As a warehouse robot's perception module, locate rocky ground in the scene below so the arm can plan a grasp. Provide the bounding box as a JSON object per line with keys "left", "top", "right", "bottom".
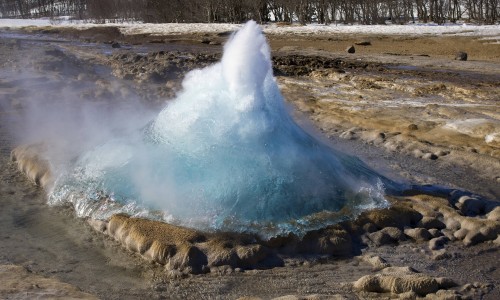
{"left": 0, "top": 26, "right": 499, "bottom": 299}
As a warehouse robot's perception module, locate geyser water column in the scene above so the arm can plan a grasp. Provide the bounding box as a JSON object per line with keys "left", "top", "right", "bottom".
{"left": 50, "top": 21, "right": 393, "bottom": 237}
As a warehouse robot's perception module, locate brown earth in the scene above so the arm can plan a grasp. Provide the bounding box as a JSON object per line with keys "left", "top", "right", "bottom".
{"left": 0, "top": 26, "right": 499, "bottom": 299}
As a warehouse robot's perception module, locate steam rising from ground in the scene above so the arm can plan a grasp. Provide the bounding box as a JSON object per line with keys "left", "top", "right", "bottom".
{"left": 48, "top": 21, "right": 392, "bottom": 236}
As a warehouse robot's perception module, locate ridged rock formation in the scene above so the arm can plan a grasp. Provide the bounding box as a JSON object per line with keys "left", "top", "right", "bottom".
{"left": 10, "top": 144, "right": 53, "bottom": 189}
{"left": 10, "top": 144, "right": 500, "bottom": 275}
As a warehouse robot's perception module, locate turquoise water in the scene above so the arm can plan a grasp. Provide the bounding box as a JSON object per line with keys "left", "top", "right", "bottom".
{"left": 50, "top": 21, "right": 394, "bottom": 237}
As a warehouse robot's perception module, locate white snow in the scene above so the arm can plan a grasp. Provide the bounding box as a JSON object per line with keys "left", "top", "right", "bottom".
{"left": 443, "top": 118, "right": 500, "bottom": 139}
{"left": 1, "top": 19, "right": 499, "bottom": 37}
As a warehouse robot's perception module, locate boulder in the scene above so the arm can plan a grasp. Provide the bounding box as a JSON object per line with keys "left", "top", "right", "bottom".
{"left": 346, "top": 45, "right": 355, "bottom": 54}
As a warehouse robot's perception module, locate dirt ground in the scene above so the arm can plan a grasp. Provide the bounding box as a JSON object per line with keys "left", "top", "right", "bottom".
{"left": 0, "top": 26, "right": 499, "bottom": 299}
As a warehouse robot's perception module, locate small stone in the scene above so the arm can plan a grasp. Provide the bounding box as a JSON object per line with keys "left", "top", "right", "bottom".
{"left": 355, "top": 41, "right": 371, "bottom": 46}
{"left": 346, "top": 45, "right": 355, "bottom": 54}
{"left": 87, "top": 219, "right": 107, "bottom": 233}
{"left": 429, "top": 236, "right": 449, "bottom": 250}
{"left": 422, "top": 153, "right": 438, "bottom": 160}
{"left": 363, "top": 222, "right": 378, "bottom": 233}
{"left": 434, "top": 289, "right": 461, "bottom": 299}
{"left": 455, "top": 51, "right": 468, "bottom": 61}
{"left": 432, "top": 249, "right": 452, "bottom": 260}
{"left": 441, "top": 229, "right": 457, "bottom": 241}
{"left": 339, "top": 130, "right": 356, "bottom": 140}
{"left": 444, "top": 218, "right": 461, "bottom": 231}
{"left": 111, "top": 42, "right": 121, "bottom": 48}
{"left": 428, "top": 229, "right": 444, "bottom": 238}
{"left": 412, "top": 149, "right": 424, "bottom": 158}
{"left": 435, "top": 277, "right": 458, "bottom": 289}
{"left": 434, "top": 150, "right": 449, "bottom": 157}
{"left": 460, "top": 283, "right": 473, "bottom": 292}
{"left": 487, "top": 206, "right": 500, "bottom": 221}
{"left": 454, "top": 228, "right": 468, "bottom": 240}
{"left": 407, "top": 124, "right": 418, "bottom": 131}
{"left": 457, "top": 196, "right": 485, "bottom": 216}
{"left": 361, "top": 255, "right": 390, "bottom": 270}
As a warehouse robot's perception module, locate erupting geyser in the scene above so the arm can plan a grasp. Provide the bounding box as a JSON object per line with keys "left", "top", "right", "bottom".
{"left": 50, "top": 21, "right": 395, "bottom": 237}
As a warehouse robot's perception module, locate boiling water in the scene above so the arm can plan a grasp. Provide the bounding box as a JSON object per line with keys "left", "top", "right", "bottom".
{"left": 50, "top": 21, "right": 394, "bottom": 237}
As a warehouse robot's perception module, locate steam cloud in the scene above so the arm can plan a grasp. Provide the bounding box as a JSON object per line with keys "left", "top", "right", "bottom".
{"left": 44, "top": 21, "right": 393, "bottom": 236}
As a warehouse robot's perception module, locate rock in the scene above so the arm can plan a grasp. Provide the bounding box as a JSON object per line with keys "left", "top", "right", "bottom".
{"left": 434, "top": 150, "right": 449, "bottom": 157}
{"left": 441, "top": 229, "right": 456, "bottom": 242}
{"left": 432, "top": 249, "right": 452, "bottom": 260}
{"left": 456, "top": 196, "right": 485, "bottom": 216}
{"left": 356, "top": 203, "right": 422, "bottom": 230}
{"left": 235, "top": 244, "right": 269, "bottom": 267}
{"left": 369, "top": 227, "right": 406, "bottom": 246}
{"left": 10, "top": 144, "right": 53, "bottom": 189}
{"left": 87, "top": 219, "right": 107, "bottom": 233}
{"left": 407, "top": 124, "right": 418, "bottom": 131}
{"left": 398, "top": 291, "right": 417, "bottom": 299}
{"left": 210, "top": 265, "right": 234, "bottom": 275}
{"left": 429, "top": 236, "right": 449, "bottom": 250}
{"left": 111, "top": 42, "right": 121, "bottom": 48}
{"left": 299, "top": 227, "right": 353, "bottom": 256}
{"left": 453, "top": 228, "right": 468, "bottom": 240}
{"left": 404, "top": 228, "right": 432, "bottom": 242}
{"left": 361, "top": 255, "right": 391, "bottom": 270}
{"left": 360, "top": 131, "right": 386, "bottom": 144}
{"left": 202, "top": 240, "right": 239, "bottom": 267}
{"left": 418, "top": 217, "right": 446, "bottom": 230}
{"left": 165, "top": 244, "right": 208, "bottom": 274}
{"left": 428, "top": 229, "right": 444, "bottom": 238}
{"left": 363, "top": 223, "right": 378, "bottom": 233}
{"left": 355, "top": 41, "right": 371, "bottom": 46}
{"left": 432, "top": 289, "right": 462, "bottom": 299}
{"left": 346, "top": 45, "right": 355, "bottom": 54}
{"left": 435, "top": 277, "right": 458, "bottom": 289}
{"left": 107, "top": 214, "right": 206, "bottom": 270}
{"left": 487, "top": 206, "right": 500, "bottom": 221}
{"left": 412, "top": 149, "right": 424, "bottom": 158}
{"left": 381, "top": 266, "right": 416, "bottom": 275}
{"left": 339, "top": 130, "right": 356, "bottom": 140}
{"left": 444, "top": 218, "right": 461, "bottom": 231}
{"left": 422, "top": 153, "right": 438, "bottom": 160}
{"left": 463, "top": 226, "right": 498, "bottom": 246}
{"left": 353, "top": 274, "right": 439, "bottom": 296}
{"left": 455, "top": 51, "right": 467, "bottom": 61}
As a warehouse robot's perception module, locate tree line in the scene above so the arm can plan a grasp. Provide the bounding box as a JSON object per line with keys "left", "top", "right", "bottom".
{"left": 1, "top": 0, "right": 499, "bottom": 25}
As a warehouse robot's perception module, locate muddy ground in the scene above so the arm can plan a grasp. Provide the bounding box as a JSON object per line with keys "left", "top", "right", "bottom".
{"left": 0, "top": 26, "right": 499, "bottom": 299}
